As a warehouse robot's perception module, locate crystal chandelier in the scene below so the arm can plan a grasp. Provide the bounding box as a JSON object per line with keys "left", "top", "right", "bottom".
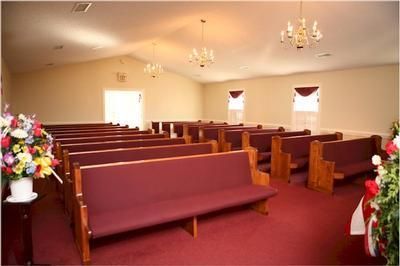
{"left": 144, "top": 43, "right": 163, "bottom": 78}
{"left": 280, "top": 1, "right": 323, "bottom": 49}
{"left": 189, "top": 19, "right": 215, "bottom": 67}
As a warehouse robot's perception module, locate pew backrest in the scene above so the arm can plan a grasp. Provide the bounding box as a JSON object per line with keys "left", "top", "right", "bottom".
{"left": 243, "top": 129, "right": 311, "bottom": 152}
{"left": 56, "top": 133, "right": 167, "bottom": 145}
{"left": 53, "top": 129, "right": 150, "bottom": 139}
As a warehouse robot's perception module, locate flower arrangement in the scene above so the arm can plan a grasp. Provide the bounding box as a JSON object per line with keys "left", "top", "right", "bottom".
{"left": 368, "top": 121, "right": 399, "bottom": 265}
{"left": 1, "top": 106, "right": 59, "bottom": 182}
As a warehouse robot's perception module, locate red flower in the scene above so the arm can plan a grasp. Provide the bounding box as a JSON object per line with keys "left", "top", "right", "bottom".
{"left": 1, "top": 166, "right": 13, "bottom": 175}
{"left": 28, "top": 146, "right": 37, "bottom": 154}
{"left": 33, "top": 120, "right": 42, "bottom": 129}
{"left": 1, "top": 136, "right": 11, "bottom": 148}
{"left": 365, "top": 180, "right": 379, "bottom": 197}
{"left": 385, "top": 140, "right": 397, "bottom": 156}
{"left": 33, "top": 128, "right": 42, "bottom": 137}
{"left": 51, "top": 159, "right": 59, "bottom": 167}
{"left": 10, "top": 118, "right": 18, "bottom": 128}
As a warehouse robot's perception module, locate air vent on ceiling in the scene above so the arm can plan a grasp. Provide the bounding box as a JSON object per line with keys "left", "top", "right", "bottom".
{"left": 72, "top": 2, "right": 92, "bottom": 13}
{"left": 315, "top": 52, "right": 332, "bottom": 58}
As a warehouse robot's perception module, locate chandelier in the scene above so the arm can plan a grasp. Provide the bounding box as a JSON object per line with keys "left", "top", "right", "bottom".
{"left": 280, "top": 1, "right": 323, "bottom": 49}
{"left": 144, "top": 43, "right": 164, "bottom": 78}
{"left": 189, "top": 19, "right": 215, "bottom": 67}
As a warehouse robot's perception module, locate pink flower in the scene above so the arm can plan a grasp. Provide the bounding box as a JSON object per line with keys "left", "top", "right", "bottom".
{"left": 33, "top": 120, "right": 42, "bottom": 129}
{"left": 3, "top": 152, "right": 15, "bottom": 166}
{"left": 385, "top": 140, "right": 397, "bottom": 156}
{"left": 51, "top": 159, "right": 59, "bottom": 167}
{"left": 28, "top": 146, "right": 37, "bottom": 154}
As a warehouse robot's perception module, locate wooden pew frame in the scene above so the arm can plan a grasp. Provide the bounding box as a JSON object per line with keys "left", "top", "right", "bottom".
{"left": 218, "top": 125, "right": 269, "bottom": 152}
{"left": 270, "top": 132, "right": 343, "bottom": 182}
{"left": 308, "top": 135, "right": 382, "bottom": 194}
{"left": 72, "top": 149, "right": 270, "bottom": 264}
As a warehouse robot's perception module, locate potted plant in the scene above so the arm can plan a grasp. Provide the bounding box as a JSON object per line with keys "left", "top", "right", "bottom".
{"left": 1, "top": 106, "right": 59, "bottom": 201}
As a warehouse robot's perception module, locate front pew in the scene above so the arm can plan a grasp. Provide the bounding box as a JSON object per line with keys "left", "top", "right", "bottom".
{"left": 308, "top": 136, "right": 382, "bottom": 194}
{"left": 72, "top": 149, "right": 278, "bottom": 264}
{"left": 270, "top": 132, "right": 343, "bottom": 182}
{"left": 62, "top": 141, "right": 218, "bottom": 222}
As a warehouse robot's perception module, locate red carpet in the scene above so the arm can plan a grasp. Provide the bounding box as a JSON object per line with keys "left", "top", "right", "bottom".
{"left": 7, "top": 173, "right": 385, "bottom": 265}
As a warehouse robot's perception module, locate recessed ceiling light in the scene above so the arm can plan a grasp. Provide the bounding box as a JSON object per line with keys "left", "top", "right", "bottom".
{"left": 72, "top": 2, "right": 92, "bottom": 13}
{"left": 92, "top": 46, "right": 103, "bottom": 50}
{"left": 315, "top": 52, "right": 332, "bottom": 58}
{"left": 53, "top": 45, "right": 64, "bottom": 50}
{"left": 239, "top": 65, "right": 249, "bottom": 70}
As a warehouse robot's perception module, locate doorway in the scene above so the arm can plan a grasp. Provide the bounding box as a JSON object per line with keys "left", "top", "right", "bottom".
{"left": 104, "top": 89, "right": 143, "bottom": 129}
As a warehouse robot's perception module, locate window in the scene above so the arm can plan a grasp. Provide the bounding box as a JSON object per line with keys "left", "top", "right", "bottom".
{"left": 104, "top": 90, "right": 143, "bottom": 129}
{"left": 228, "top": 90, "right": 244, "bottom": 124}
{"left": 292, "top": 86, "right": 320, "bottom": 133}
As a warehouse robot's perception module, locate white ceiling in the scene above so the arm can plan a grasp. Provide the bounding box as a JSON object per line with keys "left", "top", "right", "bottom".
{"left": 2, "top": 1, "right": 399, "bottom": 83}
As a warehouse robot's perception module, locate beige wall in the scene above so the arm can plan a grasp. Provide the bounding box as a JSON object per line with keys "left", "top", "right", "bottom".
{"left": 1, "top": 58, "right": 12, "bottom": 111}
{"left": 203, "top": 64, "right": 399, "bottom": 138}
{"left": 11, "top": 56, "right": 203, "bottom": 128}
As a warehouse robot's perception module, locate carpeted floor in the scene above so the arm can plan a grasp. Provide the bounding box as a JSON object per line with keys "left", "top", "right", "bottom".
{"left": 7, "top": 172, "right": 386, "bottom": 265}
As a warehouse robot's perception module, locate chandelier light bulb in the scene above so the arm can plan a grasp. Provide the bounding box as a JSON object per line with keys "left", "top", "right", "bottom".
{"left": 189, "top": 19, "right": 215, "bottom": 68}
{"left": 280, "top": 1, "right": 323, "bottom": 50}
{"left": 144, "top": 43, "right": 164, "bottom": 78}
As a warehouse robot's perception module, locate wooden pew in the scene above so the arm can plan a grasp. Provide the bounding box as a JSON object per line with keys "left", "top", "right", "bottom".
{"left": 198, "top": 124, "right": 244, "bottom": 142}
{"left": 43, "top": 122, "right": 115, "bottom": 129}
{"left": 46, "top": 126, "right": 130, "bottom": 134}
{"left": 177, "top": 121, "right": 226, "bottom": 138}
{"left": 184, "top": 123, "right": 242, "bottom": 143}
{"left": 242, "top": 129, "right": 311, "bottom": 172}
{"left": 55, "top": 133, "right": 168, "bottom": 145}
{"left": 308, "top": 136, "right": 382, "bottom": 194}
{"left": 72, "top": 149, "right": 278, "bottom": 264}
{"left": 270, "top": 132, "right": 343, "bottom": 182}
{"left": 52, "top": 129, "right": 151, "bottom": 139}
{"left": 62, "top": 141, "right": 218, "bottom": 223}
{"left": 161, "top": 120, "right": 202, "bottom": 136}
{"left": 151, "top": 121, "right": 160, "bottom": 133}
{"left": 219, "top": 126, "right": 284, "bottom": 152}
{"left": 54, "top": 137, "right": 188, "bottom": 162}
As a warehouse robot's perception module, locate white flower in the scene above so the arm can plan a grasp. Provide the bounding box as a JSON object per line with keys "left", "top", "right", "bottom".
{"left": 10, "top": 128, "right": 28, "bottom": 139}
{"left": 0, "top": 116, "right": 10, "bottom": 128}
{"left": 371, "top": 155, "right": 381, "bottom": 166}
{"left": 377, "top": 165, "right": 387, "bottom": 177}
{"left": 375, "top": 175, "right": 382, "bottom": 186}
{"left": 18, "top": 114, "right": 26, "bottom": 121}
{"left": 370, "top": 201, "right": 380, "bottom": 211}
{"left": 393, "top": 135, "right": 400, "bottom": 149}
{"left": 17, "top": 152, "right": 32, "bottom": 163}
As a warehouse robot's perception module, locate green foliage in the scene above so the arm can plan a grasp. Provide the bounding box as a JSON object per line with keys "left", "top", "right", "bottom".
{"left": 372, "top": 122, "right": 399, "bottom": 265}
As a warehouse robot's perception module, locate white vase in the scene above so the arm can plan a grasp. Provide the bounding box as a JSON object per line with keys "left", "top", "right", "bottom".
{"left": 9, "top": 177, "right": 33, "bottom": 201}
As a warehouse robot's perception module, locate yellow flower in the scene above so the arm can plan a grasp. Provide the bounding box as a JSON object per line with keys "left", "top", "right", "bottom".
{"left": 33, "top": 157, "right": 52, "bottom": 178}
{"left": 18, "top": 140, "right": 25, "bottom": 145}
{"left": 34, "top": 146, "right": 43, "bottom": 155}
{"left": 14, "top": 161, "right": 25, "bottom": 174}
{"left": 12, "top": 144, "right": 21, "bottom": 153}
{"left": 22, "top": 146, "right": 29, "bottom": 153}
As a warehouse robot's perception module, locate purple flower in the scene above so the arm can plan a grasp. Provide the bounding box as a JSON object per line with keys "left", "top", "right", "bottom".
{"left": 25, "top": 135, "right": 34, "bottom": 144}
{"left": 3, "top": 152, "right": 15, "bottom": 166}
{"left": 26, "top": 162, "right": 36, "bottom": 175}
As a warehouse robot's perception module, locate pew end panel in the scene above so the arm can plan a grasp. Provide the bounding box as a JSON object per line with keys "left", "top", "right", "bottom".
{"left": 183, "top": 135, "right": 192, "bottom": 144}
{"left": 242, "top": 132, "right": 250, "bottom": 150}
{"left": 270, "top": 136, "right": 286, "bottom": 180}
{"left": 208, "top": 140, "right": 219, "bottom": 153}
{"left": 314, "top": 159, "right": 336, "bottom": 194}
{"left": 72, "top": 163, "right": 91, "bottom": 264}
{"left": 308, "top": 140, "right": 322, "bottom": 189}
{"left": 163, "top": 131, "right": 170, "bottom": 138}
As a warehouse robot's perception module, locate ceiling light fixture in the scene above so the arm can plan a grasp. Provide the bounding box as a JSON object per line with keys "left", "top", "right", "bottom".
{"left": 144, "top": 43, "right": 164, "bottom": 78}
{"left": 280, "top": 1, "right": 323, "bottom": 50}
{"left": 189, "top": 19, "right": 215, "bottom": 68}
{"left": 72, "top": 2, "right": 92, "bottom": 13}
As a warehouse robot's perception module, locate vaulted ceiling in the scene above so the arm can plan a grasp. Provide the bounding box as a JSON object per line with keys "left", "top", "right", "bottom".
{"left": 2, "top": 1, "right": 399, "bottom": 83}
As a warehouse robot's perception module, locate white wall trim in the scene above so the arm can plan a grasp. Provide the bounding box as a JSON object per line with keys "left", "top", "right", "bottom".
{"left": 320, "top": 128, "right": 390, "bottom": 139}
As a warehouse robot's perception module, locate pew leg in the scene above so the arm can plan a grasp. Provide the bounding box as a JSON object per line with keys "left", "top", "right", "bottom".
{"left": 251, "top": 199, "right": 269, "bottom": 215}
{"left": 182, "top": 216, "right": 198, "bottom": 238}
